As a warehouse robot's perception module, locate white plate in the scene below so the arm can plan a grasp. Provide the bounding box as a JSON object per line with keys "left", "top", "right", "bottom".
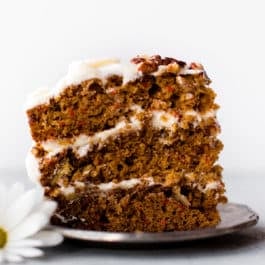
{"left": 52, "top": 203, "right": 258, "bottom": 245}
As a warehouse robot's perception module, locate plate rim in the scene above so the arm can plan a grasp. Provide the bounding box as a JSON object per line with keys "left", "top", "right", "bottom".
{"left": 51, "top": 202, "right": 259, "bottom": 243}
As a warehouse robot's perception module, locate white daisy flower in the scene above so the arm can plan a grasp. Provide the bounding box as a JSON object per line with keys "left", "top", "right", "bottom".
{"left": 0, "top": 182, "right": 63, "bottom": 263}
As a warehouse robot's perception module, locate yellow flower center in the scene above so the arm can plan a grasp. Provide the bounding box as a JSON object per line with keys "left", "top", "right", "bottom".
{"left": 0, "top": 227, "right": 7, "bottom": 248}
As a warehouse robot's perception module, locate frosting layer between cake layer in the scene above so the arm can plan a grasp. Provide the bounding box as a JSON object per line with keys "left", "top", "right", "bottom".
{"left": 35, "top": 108, "right": 216, "bottom": 159}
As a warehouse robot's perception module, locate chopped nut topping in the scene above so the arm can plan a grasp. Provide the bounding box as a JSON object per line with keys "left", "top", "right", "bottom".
{"left": 131, "top": 55, "right": 186, "bottom": 74}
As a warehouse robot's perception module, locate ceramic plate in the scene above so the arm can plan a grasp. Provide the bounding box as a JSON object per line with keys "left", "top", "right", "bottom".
{"left": 52, "top": 203, "right": 258, "bottom": 244}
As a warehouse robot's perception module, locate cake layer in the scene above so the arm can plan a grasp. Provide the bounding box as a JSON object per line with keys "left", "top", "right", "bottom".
{"left": 27, "top": 57, "right": 217, "bottom": 142}
{"left": 50, "top": 183, "right": 224, "bottom": 232}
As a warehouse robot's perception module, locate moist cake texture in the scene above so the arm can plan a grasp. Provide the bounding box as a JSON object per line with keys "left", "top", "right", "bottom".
{"left": 26, "top": 55, "right": 227, "bottom": 232}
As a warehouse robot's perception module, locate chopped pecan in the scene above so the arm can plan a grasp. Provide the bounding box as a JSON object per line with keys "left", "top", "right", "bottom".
{"left": 189, "top": 62, "right": 204, "bottom": 70}
{"left": 162, "top": 57, "right": 186, "bottom": 67}
{"left": 137, "top": 61, "right": 158, "bottom": 74}
{"left": 131, "top": 55, "right": 186, "bottom": 74}
{"left": 131, "top": 57, "right": 146, "bottom": 64}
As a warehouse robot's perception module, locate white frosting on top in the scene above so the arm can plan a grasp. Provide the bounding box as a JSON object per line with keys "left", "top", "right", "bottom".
{"left": 25, "top": 87, "right": 51, "bottom": 110}
{"left": 25, "top": 57, "right": 206, "bottom": 110}
{"left": 26, "top": 58, "right": 141, "bottom": 109}
{"left": 55, "top": 59, "right": 140, "bottom": 89}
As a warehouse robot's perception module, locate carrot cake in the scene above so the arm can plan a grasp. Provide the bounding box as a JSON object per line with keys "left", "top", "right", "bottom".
{"left": 25, "top": 55, "right": 227, "bottom": 232}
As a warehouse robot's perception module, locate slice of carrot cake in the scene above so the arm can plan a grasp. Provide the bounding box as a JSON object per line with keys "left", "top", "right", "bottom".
{"left": 25, "top": 55, "right": 227, "bottom": 232}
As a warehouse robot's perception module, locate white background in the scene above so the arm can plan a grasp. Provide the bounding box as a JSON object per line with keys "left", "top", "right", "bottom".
{"left": 0, "top": 0, "right": 264, "bottom": 176}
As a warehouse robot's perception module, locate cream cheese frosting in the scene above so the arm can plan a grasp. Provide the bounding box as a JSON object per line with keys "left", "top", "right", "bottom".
{"left": 56, "top": 177, "right": 155, "bottom": 196}
{"left": 39, "top": 108, "right": 216, "bottom": 159}
{"left": 25, "top": 58, "right": 141, "bottom": 109}
{"left": 25, "top": 57, "right": 206, "bottom": 110}
{"left": 41, "top": 105, "right": 144, "bottom": 158}
{"left": 97, "top": 177, "right": 154, "bottom": 191}
{"left": 25, "top": 149, "right": 41, "bottom": 183}
{"left": 152, "top": 110, "right": 179, "bottom": 130}
{"left": 152, "top": 109, "right": 216, "bottom": 130}
{"left": 58, "top": 176, "right": 220, "bottom": 196}
{"left": 42, "top": 117, "right": 142, "bottom": 158}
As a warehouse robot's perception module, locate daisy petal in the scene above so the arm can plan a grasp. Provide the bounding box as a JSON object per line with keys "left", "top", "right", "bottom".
{"left": 38, "top": 200, "right": 57, "bottom": 217}
{"left": 31, "top": 186, "right": 45, "bottom": 211}
{"left": 8, "top": 247, "right": 43, "bottom": 258}
{"left": 9, "top": 213, "right": 49, "bottom": 241}
{"left": 7, "top": 239, "right": 43, "bottom": 248}
{"left": 5, "top": 189, "right": 42, "bottom": 230}
{"left": 7, "top": 183, "right": 25, "bottom": 206}
{"left": 0, "top": 184, "right": 7, "bottom": 223}
{"left": 5, "top": 252, "right": 23, "bottom": 263}
{"left": 32, "top": 230, "right": 64, "bottom": 247}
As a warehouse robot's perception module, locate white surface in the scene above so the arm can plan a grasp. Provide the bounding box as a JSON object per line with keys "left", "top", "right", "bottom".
{"left": 1, "top": 169, "right": 264, "bottom": 265}
{"left": 0, "top": 0, "right": 264, "bottom": 172}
